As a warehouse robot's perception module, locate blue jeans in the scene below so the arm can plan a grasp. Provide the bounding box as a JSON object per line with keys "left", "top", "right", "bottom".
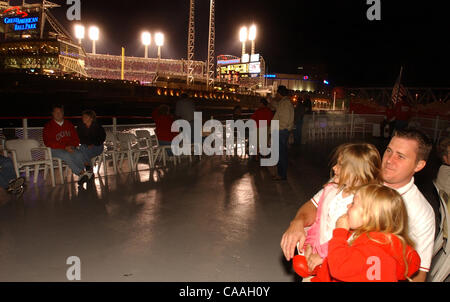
{"left": 277, "top": 129, "right": 290, "bottom": 179}
{"left": 51, "top": 148, "right": 85, "bottom": 176}
{"left": 0, "top": 156, "right": 17, "bottom": 189}
{"left": 79, "top": 144, "right": 104, "bottom": 164}
{"left": 159, "top": 140, "right": 174, "bottom": 156}
{"left": 294, "top": 118, "right": 304, "bottom": 145}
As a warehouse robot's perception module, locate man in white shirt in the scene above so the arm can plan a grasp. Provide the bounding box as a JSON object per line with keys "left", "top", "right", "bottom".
{"left": 281, "top": 128, "right": 435, "bottom": 282}
{"left": 272, "top": 85, "right": 294, "bottom": 181}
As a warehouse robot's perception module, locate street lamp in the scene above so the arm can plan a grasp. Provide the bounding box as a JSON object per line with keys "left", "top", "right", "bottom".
{"left": 74, "top": 24, "right": 85, "bottom": 45}
{"left": 248, "top": 24, "right": 256, "bottom": 55}
{"left": 239, "top": 26, "right": 247, "bottom": 57}
{"left": 89, "top": 26, "right": 99, "bottom": 55}
{"left": 155, "top": 32, "right": 164, "bottom": 74}
{"left": 141, "top": 31, "right": 151, "bottom": 58}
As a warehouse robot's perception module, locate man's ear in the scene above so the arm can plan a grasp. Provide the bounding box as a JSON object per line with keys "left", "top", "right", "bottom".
{"left": 414, "top": 160, "right": 426, "bottom": 173}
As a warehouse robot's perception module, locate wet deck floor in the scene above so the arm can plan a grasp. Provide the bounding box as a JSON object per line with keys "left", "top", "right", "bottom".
{"left": 0, "top": 136, "right": 439, "bottom": 281}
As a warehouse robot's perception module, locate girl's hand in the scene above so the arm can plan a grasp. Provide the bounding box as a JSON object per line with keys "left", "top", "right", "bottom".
{"left": 336, "top": 214, "right": 350, "bottom": 230}
{"left": 307, "top": 253, "right": 323, "bottom": 272}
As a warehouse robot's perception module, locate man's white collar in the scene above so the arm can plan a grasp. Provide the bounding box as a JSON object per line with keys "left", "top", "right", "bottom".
{"left": 389, "top": 177, "right": 415, "bottom": 196}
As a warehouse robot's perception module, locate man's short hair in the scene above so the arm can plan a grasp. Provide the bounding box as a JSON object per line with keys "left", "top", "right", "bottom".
{"left": 277, "top": 85, "right": 289, "bottom": 96}
{"left": 82, "top": 109, "right": 97, "bottom": 121}
{"left": 52, "top": 104, "right": 64, "bottom": 111}
{"left": 438, "top": 137, "right": 450, "bottom": 161}
{"left": 393, "top": 128, "right": 432, "bottom": 162}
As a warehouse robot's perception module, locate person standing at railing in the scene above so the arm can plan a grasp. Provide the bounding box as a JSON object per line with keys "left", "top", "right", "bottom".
{"left": 152, "top": 105, "right": 178, "bottom": 155}
{"left": 175, "top": 93, "right": 195, "bottom": 143}
{"left": 77, "top": 110, "right": 106, "bottom": 178}
{"left": 272, "top": 85, "right": 294, "bottom": 181}
{"left": 43, "top": 104, "right": 89, "bottom": 186}
{"left": 251, "top": 98, "right": 274, "bottom": 160}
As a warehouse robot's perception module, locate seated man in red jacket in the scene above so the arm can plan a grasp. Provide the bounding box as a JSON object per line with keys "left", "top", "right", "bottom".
{"left": 152, "top": 105, "right": 178, "bottom": 155}
{"left": 43, "top": 104, "right": 89, "bottom": 185}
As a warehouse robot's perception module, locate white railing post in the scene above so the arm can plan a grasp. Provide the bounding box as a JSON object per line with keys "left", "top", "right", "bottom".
{"left": 433, "top": 115, "right": 439, "bottom": 142}
{"left": 22, "top": 118, "right": 28, "bottom": 139}
{"left": 113, "top": 117, "right": 117, "bottom": 136}
{"left": 350, "top": 111, "right": 354, "bottom": 138}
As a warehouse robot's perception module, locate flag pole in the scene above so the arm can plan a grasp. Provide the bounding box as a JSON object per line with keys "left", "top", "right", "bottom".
{"left": 394, "top": 66, "right": 403, "bottom": 104}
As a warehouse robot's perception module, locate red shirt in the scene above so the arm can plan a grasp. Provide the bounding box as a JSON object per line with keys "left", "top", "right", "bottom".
{"left": 43, "top": 119, "right": 80, "bottom": 150}
{"left": 250, "top": 107, "right": 274, "bottom": 128}
{"left": 312, "top": 228, "right": 420, "bottom": 282}
{"left": 152, "top": 109, "right": 178, "bottom": 142}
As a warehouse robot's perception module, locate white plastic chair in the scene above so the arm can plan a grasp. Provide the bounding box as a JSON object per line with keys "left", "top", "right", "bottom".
{"left": 116, "top": 132, "right": 140, "bottom": 172}
{"left": 5, "top": 139, "right": 56, "bottom": 187}
{"left": 352, "top": 117, "right": 366, "bottom": 138}
{"left": 146, "top": 132, "right": 180, "bottom": 167}
{"left": 429, "top": 182, "right": 450, "bottom": 282}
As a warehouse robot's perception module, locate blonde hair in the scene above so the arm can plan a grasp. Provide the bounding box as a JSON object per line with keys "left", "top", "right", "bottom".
{"left": 350, "top": 184, "right": 415, "bottom": 280}
{"left": 330, "top": 143, "right": 382, "bottom": 194}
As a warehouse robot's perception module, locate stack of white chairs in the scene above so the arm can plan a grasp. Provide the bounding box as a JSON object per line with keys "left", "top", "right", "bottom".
{"left": 5, "top": 139, "right": 56, "bottom": 187}
{"left": 429, "top": 182, "right": 450, "bottom": 282}
{"left": 135, "top": 130, "right": 180, "bottom": 168}
{"left": 115, "top": 132, "right": 143, "bottom": 172}
{"left": 352, "top": 117, "right": 366, "bottom": 138}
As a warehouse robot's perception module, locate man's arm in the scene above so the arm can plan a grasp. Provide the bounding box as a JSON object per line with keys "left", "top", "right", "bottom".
{"left": 411, "top": 271, "right": 427, "bottom": 282}
{"left": 280, "top": 200, "right": 317, "bottom": 261}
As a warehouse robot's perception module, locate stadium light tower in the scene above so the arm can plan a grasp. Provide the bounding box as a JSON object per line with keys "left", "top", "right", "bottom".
{"left": 74, "top": 24, "right": 85, "bottom": 45}
{"left": 141, "top": 31, "right": 151, "bottom": 58}
{"left": 249, "top": 24, "right": 256, "bottom": 55}
{"left": 155, "top": 32, "right": 164, "bottom": 74}
{"left": 239, "top": 26, "right": 247, "bottom": 57}
{"left": 89, "top": 26, "right": 99, "bottom": 55}
{"left": 155, "top": 32, "right": 164, "bottom": 58}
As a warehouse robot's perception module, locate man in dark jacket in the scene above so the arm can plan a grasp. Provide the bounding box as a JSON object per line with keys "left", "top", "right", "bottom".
{"left": 77, "top": 110, "right": 106, "bottom": 178}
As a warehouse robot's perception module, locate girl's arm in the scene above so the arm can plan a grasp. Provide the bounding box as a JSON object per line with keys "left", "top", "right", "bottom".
{"left": 327, "top": 228, "right": 368, "bottom": 281}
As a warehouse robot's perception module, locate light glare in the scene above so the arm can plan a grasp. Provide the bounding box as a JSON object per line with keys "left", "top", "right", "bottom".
{"left": 89, "top": 26, "right": 99, "bottom": 41}
{"left": 141, "top": 32, "right": 151, "bottom": 46}
{"left": 155, "top": 32, "right": 164, "bottom": 46}
{"left": 74, "top": 24, "right": 85, "bottom": 40}
{"left": 249, "top": 25, "right": 256, "bottom": 41}
{"left": 239, "top": 27, "right": 248, "bottom": 42}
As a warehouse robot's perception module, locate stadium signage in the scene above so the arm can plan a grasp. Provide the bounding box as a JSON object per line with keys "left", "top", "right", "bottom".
{"left": 3, "top": 16, "right": 39, "bottom": 31}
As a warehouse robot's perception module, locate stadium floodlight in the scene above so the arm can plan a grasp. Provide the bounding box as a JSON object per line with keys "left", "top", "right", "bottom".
{"left": 239, "top": 26, "right": 248, "bottom": 43}
{"left": 89, "top": 26, "right": 100, "bottom": 54}
{"left": 155, "top": 32, "right": 164, "bottom": 74}
{"left": 74, "top": 24, "right": 85, "bottom": 44}
{"left": 155, "top": 32, "right": 164, "bottom": 48}
{"left": 248, "top": 25, "right": 256, "bottom": 41}
{"left": 141, "top": 31, "right": 151, "bottom": 58}
{"left": 249, "top": 25, "right": 257, "bottom": 55}
{"left": 239, "top": 26, "right": 247, "bottom": 57}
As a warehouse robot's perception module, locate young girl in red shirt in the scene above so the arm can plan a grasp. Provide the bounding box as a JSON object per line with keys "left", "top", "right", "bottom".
{"left": 312, "top": 184, "right": 421, "bottom": 282}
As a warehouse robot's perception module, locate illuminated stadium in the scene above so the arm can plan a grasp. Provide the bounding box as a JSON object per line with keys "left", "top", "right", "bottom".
{"left": 0, "top": 1, "right": 207, "bottom": 87}
{"left": 0, "top": 0, "right": 87, "bottom": 76}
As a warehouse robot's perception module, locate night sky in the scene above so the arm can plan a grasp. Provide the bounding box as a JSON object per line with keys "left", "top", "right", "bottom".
{"left": 45, "top": 0, "right": 449, "bottom": 87}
